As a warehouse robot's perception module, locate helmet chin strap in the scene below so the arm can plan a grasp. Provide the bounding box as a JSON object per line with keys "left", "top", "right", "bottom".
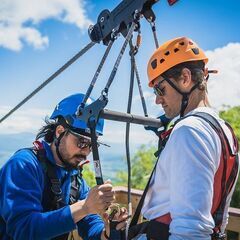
{"left": 163, "top": 77, "right": 200, "bottom": 117}
{"left": 54, "top": 131, "right": 69, "bottom": 168}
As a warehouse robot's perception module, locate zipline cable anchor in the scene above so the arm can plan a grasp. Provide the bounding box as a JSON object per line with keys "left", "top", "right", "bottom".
{"left": 88, "top": 0, "right": 160, "bottom": 45}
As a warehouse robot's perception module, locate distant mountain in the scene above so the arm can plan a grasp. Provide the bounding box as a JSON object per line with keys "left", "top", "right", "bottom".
{"left": 0, "top": 132, "right": 35, "bottom": 166}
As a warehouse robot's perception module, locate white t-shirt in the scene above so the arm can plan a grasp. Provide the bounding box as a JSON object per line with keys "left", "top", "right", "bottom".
{"left": 142, "top": 107, "right": 238, "bottom": 240}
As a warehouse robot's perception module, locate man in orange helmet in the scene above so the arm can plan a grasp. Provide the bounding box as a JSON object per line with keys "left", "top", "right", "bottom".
{"left": 129, "top": 37, "right": 239, "bottom": 240}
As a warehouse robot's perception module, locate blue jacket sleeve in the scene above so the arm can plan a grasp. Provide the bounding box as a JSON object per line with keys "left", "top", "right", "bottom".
{"left": 76, "top": 178, "right": 104, "bottom": 240}
{"left": 0, "top": 150, "right": 76, "bottom": 240}
{"left": 77, "top": 214, "right": 104, "bottom": 240}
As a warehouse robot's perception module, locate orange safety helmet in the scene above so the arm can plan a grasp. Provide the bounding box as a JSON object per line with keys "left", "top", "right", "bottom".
{"left": 147, "top": 37, "right": 208, "bottom": 87}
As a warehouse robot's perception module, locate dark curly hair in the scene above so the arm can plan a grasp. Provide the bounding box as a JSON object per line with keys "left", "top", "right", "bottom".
{"left": 36, "top": 117, "right": 58, "bottom": 143}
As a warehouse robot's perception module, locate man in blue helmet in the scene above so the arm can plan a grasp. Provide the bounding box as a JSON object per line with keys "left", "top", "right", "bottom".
{"left": 0, "top": 93, "right": 127, "bottom": 240}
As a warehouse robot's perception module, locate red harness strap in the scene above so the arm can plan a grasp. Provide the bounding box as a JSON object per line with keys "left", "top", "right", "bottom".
{"left": 212, "top": 122, "right": 239, "bottom": 232}
{"left": 155, "top": 116, "right": 239, "bottom": 232}
{"left": 129, "top": 113, "right": 239, "bottom": 240}
{"left": 33, "top": 140, "right": 44, "bottom": 150}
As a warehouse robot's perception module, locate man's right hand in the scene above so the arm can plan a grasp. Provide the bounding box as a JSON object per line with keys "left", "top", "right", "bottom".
{"left": 84, "top": 180, "right": 114, "bottom": 214}
{"left": 70, "top": 180, "right": 115, "bottom": 223}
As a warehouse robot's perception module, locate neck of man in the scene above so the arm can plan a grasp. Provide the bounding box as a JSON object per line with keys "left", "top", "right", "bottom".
{"left": 183, "top": 89, "right": 210, "bottom": 116}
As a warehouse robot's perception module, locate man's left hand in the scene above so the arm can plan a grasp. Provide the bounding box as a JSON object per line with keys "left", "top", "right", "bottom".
{"left": 102, "top": 206, "right": 128, "bottom": 239}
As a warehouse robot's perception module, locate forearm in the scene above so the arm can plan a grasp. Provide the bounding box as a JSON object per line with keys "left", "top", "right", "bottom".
{"left": 70, "top": 200, "right": 89, "bottom": 223}
{"left": 6, "top": 206, "right": 75, "bottom": 239}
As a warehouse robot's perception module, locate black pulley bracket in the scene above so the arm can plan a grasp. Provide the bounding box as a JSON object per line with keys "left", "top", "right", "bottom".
{"left": 88, "top": 0, "right": 159, "bottom": 45}
{"left": 76, "top": 96, "right": 108, "bottom": 123}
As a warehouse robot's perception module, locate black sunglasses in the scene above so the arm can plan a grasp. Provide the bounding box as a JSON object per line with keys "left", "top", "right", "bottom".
{"left": 153, "top": 79, "right": 166, "bottom": 96}
{"left": 68, "top": 129, "right": 100, "bottom": 150}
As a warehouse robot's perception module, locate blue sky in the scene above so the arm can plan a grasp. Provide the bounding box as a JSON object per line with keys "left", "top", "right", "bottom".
{"left": 0, "top": 0, "right": 240, "bottom": 160}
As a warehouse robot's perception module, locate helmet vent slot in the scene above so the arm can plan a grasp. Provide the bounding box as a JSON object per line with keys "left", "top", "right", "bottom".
{"left": 179, "top": 41, "right": 185, "bottom": 46}
{"left": 160, "top": 58, "right": 165, "bottom": 64}
{"left": 164, "top": 51, "right": 170, "bottom": 56}
{"left": 191, "top": 48, "right": 199, "bottom": 55}
{"left": 151, "top": 59, "right": 157, "bottom": 69}
{"left": 174, "top": 48, "right": 179, "bottom": 53}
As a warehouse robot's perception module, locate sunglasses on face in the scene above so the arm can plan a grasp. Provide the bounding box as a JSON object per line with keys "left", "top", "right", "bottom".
{"left": 153, "top": 79, "right": 166, "bottom": 96}
{"left": 69, "top": 130, "right": 99, "bottom": 150}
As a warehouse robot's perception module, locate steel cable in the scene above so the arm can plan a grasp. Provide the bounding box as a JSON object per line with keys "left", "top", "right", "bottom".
{"left": 0, "top": 41, "right": 95, "bottom": 123}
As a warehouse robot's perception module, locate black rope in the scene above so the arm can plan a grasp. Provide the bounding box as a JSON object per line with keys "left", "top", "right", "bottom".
{"left": 102, "top": 21, "right": 137, "bottom": 96}
{"left": 89, "top": 119, "right": 104, "bottom": 185}
{"left": 80, "top": 40, "right": 115, "bottom": 109}
{"left": 127, "top": 30, "right": 148, "bottom": 118}
{"left": 0, "top": 41, "right": 95, "bottom": 124}
{"left": 150, "top": 21, "right": 159, "bottom": 48}
{"left": 125, "top": 38, "right": 136, "bottom": 239}
{"left": 133, "top": 56, "right": 148, "bottom": 117}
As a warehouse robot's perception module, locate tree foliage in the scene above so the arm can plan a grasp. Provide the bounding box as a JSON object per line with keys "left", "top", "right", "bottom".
{"left": 220, "top": 106, "right": 240, "bottom": 142}
{"left": 116, "top": 145, "right": 157, "bottom": 190}
{"left": 81, "top": 165, "right": 96, "bottom": 187}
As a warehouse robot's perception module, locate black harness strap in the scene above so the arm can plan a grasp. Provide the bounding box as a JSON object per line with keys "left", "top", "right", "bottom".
{"left": 35, "top": 147, "right": 65, "bottom": 209}
{"left": 31, "top": 141, "right": 82, "bottom": 240}
{"left": 69, "top": 173, "right": 81, "bottom": 205}
{"left": 88, "top": 119, "right": 104, "bottom": 185}
{"left": 129, "top": 159, "right": 157, "bottom": 228}
{"left": 33, "top": 141, "right": 82, "bottom": 207}
{"left": 128, "top": 128, "right": 173, "bottom": 240}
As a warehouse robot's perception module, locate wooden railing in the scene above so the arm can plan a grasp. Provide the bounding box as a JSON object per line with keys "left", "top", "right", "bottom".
{"left": 70, "top": 186, "right": 240, "bottom": 239}
{"left": 114, "top": 186, "right": 240, "bottom": 239}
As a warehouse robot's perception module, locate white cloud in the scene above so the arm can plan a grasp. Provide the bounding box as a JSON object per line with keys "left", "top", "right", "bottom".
{"left": 206, "top": 43, "right": 240, "bottom": 109}
{"left": 133, "top": 91, "right": 163, "bottom": 115}
{"left": 133, "top": 91, "right": 155, "bottom": 105}
{"left": 0, "top": 0, "right": 92, "bottom": 51}
{"left": 0, "top": 106, "right": 51, "bottom": 134}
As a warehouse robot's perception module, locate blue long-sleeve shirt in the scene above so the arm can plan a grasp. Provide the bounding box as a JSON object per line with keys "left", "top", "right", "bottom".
{"left": 0, "top": 141, "right": 104, "bottom": 240}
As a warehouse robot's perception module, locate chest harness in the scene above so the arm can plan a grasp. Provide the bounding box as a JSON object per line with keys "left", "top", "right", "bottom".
{"left": 32, "top": 141, "right": 82, "bottom": 240}
{"left": 128, "top": 112, "right": 239, "bottom": 240}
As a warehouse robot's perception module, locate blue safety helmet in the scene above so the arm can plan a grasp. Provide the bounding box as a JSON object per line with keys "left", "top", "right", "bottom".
{"left": 50, "top": 93, "right": 104, "bottom": 135}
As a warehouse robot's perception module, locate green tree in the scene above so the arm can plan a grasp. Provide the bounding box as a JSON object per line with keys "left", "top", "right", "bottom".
{"left": 116, "top": 145, "right": 157, "bottom": 190}
{"left": 81, "top": 165, "right": 96, "bottom": 187}
{"left": 220, "top": 106, "right": 240, "bottom": 141}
